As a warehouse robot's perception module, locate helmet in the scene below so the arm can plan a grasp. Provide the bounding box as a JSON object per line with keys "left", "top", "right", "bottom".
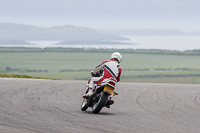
{"left": 111, "top": 52, "right": 122, "bottom": 63}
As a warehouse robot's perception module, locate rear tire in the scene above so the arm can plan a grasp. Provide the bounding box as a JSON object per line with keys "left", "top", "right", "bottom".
{"left": 81, "top": 98, "right": 88, "bottom": 111}
{"left": 92, "top": 92, "right": 108, "bottom": 114}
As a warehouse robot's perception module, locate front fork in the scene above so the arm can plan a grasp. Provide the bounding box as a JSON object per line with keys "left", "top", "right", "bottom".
{"left": 84, "top": 84, "right": 89, "bottom": 94}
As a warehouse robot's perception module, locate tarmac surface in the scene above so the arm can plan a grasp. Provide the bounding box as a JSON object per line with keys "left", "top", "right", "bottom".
{"left": 1, "top": 78, "right": 200, "bottom": 133}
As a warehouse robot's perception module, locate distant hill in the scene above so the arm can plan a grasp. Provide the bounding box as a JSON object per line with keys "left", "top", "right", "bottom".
{"left": 0, "top": 23, "right": 129, "bottom": 45}
{"left": 100, "top": 28, "right": 200, "bottom": 36}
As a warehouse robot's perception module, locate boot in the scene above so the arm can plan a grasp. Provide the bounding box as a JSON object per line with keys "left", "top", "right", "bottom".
{"left": 105, "top": 100, "right": 114, "bottom": 108}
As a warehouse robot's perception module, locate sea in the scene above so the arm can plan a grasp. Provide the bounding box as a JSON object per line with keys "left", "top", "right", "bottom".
{"left": 1, "top": 35, "right": 200, "bottom": 51}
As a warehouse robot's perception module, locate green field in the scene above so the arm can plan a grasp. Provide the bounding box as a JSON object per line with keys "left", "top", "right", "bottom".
{"left": 1, "top": 47, "right": 200, "bottom": 84}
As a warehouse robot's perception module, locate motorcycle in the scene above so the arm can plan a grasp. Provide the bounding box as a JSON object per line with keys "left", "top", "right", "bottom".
{"left": 81, "top": 71, "right": 117, "bottom": 114}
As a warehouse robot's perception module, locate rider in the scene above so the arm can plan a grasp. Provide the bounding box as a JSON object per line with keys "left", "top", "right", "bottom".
{"left": 83, "top": 52, "right": 122, "bottom": 102}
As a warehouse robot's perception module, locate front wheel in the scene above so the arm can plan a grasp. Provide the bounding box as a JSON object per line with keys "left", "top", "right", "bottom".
{"left": 92, "top": 92, "right": 108, "bottom": 114}
{"left": 81, "top": 98, "right": 88, "bottom": 111}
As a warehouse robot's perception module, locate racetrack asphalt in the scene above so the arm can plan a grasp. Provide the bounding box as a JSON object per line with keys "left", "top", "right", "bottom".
{"left": 0, "top": 78, "right": 200, "bottom": 133}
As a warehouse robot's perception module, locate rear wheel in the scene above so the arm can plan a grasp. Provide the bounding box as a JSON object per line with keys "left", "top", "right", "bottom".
{"left": 92, "top": 92, "right": 108, "bottom": 114}
{"left": 81, "top": 98, "right": 88, "bottom": 111}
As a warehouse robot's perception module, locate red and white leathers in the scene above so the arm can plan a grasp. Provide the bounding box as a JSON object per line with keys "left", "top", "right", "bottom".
{"left": 87, "top": 59, "right": 122, "bottom": 95}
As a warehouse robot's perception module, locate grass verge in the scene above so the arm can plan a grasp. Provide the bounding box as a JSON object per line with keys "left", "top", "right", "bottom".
{"left": 0, "top": 73, "right": 61, "bottom": 80}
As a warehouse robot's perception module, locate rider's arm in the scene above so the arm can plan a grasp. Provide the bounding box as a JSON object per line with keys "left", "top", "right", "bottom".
{"left": 93, "top": 60, "right": 110, "bottom": 73}
{"left": 116, "top": 67, "right": 122, "bottom": 82}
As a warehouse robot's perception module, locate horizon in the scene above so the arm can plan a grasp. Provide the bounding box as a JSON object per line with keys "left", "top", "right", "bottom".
{"left": 1, "top": 22, "right": 200, "bottom": 34}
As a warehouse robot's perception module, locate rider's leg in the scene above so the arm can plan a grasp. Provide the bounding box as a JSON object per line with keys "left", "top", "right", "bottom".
{"left": 83, "top": 76, "right": 103, "bottom": 98}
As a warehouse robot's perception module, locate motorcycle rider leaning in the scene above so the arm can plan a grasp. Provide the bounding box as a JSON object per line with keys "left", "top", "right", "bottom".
{"left": 83, "top": 52, "right": 122, "bottom": 107}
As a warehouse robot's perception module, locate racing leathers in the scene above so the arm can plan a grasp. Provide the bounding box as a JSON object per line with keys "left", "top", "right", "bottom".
{"left": 85, "top": 59, "right": 122, "bottom": 97}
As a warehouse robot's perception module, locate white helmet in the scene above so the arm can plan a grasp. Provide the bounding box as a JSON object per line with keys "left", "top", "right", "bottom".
{"left": 111, "top": 52, "right": 122, "bottom": 63}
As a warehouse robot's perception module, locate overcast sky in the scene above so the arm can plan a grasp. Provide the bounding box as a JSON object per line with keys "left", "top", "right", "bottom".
{"left": 1, "top": 0, "right": 200, "bottom": 31}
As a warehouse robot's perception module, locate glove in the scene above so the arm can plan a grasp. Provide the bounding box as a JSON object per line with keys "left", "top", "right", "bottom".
{"left": 99, "top": 69, "right": 103, "bottom": 73}
{"left": 91, "top": 71, "right": 95, "bottom": 76}
{"left": 91, "top": 70, "right": 100, "bottom": 77}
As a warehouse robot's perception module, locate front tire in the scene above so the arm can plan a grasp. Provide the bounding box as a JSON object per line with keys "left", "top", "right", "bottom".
{"left": 81, "top": 98, "right": 88, "bottom": 111}
{"left": 92, "top": 92, "right": 108, "bottom": 114}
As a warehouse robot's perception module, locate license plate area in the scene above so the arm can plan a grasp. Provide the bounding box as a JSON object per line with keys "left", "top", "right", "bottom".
{"left": 103, "top": 85, "right": 114, "bottom": 95}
